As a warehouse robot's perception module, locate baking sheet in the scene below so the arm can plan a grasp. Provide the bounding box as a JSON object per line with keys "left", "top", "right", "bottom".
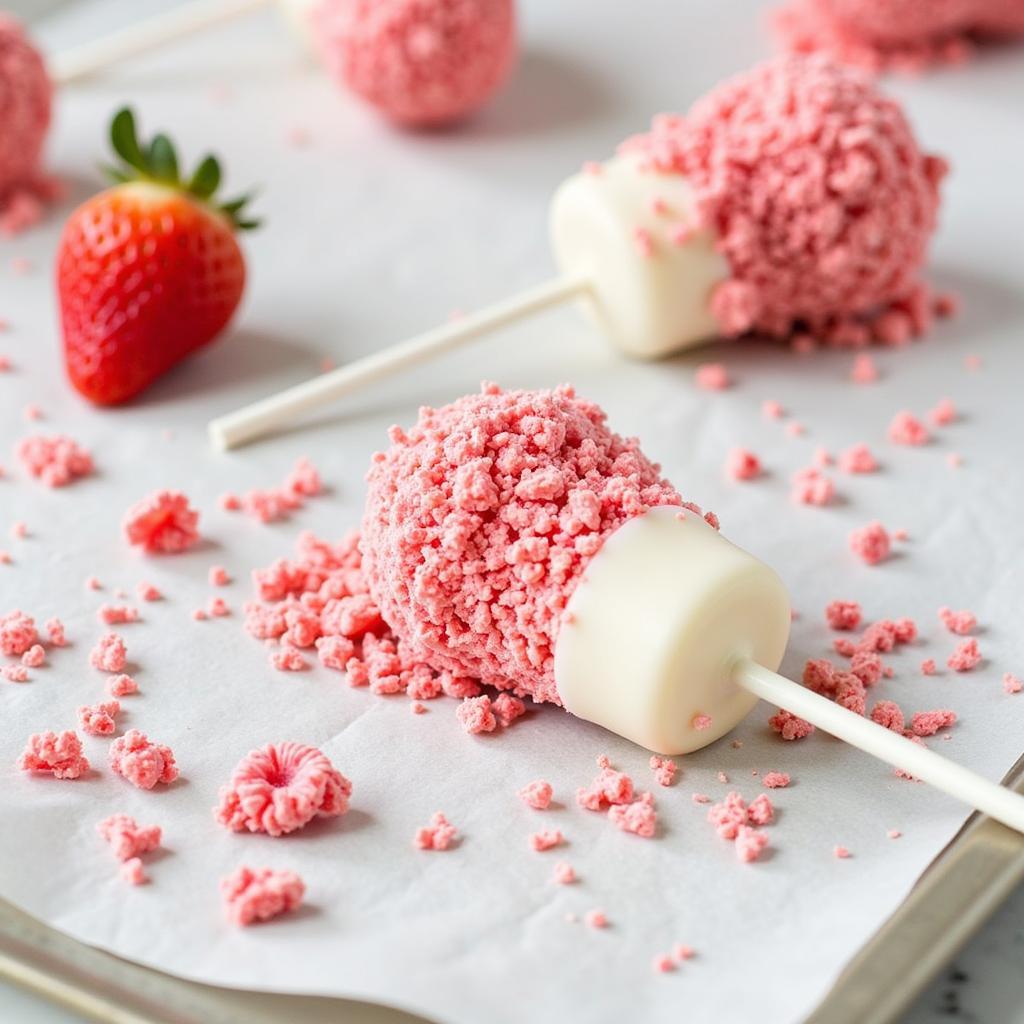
{"left": 2, "top": 2, "right": 1024, "bottom": 1022}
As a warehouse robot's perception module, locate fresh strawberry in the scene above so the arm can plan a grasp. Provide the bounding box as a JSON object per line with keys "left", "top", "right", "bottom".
{"left": 56, "top": 108, "right": 258, "bottom": 405}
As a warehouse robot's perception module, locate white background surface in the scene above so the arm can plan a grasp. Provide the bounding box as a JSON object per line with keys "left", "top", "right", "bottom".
{"left": 2, "top": 1, "right": 1024, "bottom": 1022}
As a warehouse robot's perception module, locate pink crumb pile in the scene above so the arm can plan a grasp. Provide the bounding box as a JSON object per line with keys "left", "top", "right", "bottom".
{"left": 519, "top": 779, "right": 553, "bottom": 809}
{"left": 215, "top": 743, "right": 350, "bottom": 836}
{"left": 222, "top": 458, "right": 324, "bottom": 525}
{"left": 649, "top": 755, "right": 678, "bottom": 787}
{"left": 608, "top": 792, "right": 658, "bottom": 838}
{"left": 621, "top": 55, "right": 946, "bottom": 345}
{"left": 838, "top": 443, "right": 879, "bottom": 474}
{"left": 221, "top": 866, "right": 305, "bottom": 927}
{"left": 18, "top": 731, "right": 89, "bottom": 779}
{"left": 15, "top": 435, "right": 93, "bottom": 486}
{"left": 90, "top": 633, "right": 127, "bottom": 672}
{"left": 415, "top": 811, "right": 458, "bottom": 851}
{"left": 1, "top": 609, "right": 37, "bottom": 655}
{"left": 948, "top": 638, "right": 981, "bottom": 672}
{"left": 725, "top": 448, "right": 761, "bottom": 481}
{"left": 109, "top": 730, "right": 178, "bottom": 790}
{"left": 97, "top": 814, "right": 161, "bottom": 861}
{"left": 938, "top": 606, "right": 977, "bottom": 635}
{"left": 78, "top": 700, "right": 120, "bottom": 737}
{"left": 825, "top": 600, "right": 862, "bottom": 631}
{"left": 772, "top": 0, "right": 1024, "bottom": 73}
{"left": 312, "top": 0, "right": 517, "bottom": 127}
{"left": 790, "top": 467, "right": 835, "bottom": 506}
{"left": 123, "top": 491, "right": 200, "bottom": 554}
{"left": 849, "top": 521, "right": 891, "bottom": 565}
{"left": 769, "top": 709, "right": 815, "bottom": 740}
{"left": 577, "top": 757, "right": 635, "bottom": 811}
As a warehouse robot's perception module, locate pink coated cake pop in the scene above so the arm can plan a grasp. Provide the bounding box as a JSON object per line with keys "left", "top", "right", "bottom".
{"left": 619, "top": 55, "right": 946, "bottom": 346}
{"left": 361, "top": 383, "right": 710, "bottom": 706}
{"left": 773, "top": 0, "right": 1024, "bottom": 72}
{"left": 312, "top": 0, "right": 517, "bottom": 126}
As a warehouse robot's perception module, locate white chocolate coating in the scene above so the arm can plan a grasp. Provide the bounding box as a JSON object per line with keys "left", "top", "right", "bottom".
{"left": 549, "top": 154, "right": 728, "bottom": 359}
{"left": 554, "top": 507, "right": 790, "bottom": 755}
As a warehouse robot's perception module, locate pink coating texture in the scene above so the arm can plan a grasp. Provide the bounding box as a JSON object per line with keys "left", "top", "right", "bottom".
{"left": 19, "top": 731, "right": 89, "bottom": 779}
{"left": 1, "top": 608, "right": 37, "bottom": 655}
{"left": 529, "top": 829, "right": 563, "bottom": 851}
{"left": 120, "top": 858, "right": 148, "bottom": 885}
{"left": 608, "top": 793, "right": 658, "bottom": 838}
{"left": 649, "top": 755, "right": 677, "bottom": 787}
{"left": 826, "top": 600, "right": 862, "bottom": 631}
{"left": 725, "top": 448, "right": 761, "bottom": 481}
{"left": 313, "top": 0, "right": 517, "bottom": 127}
{"left": 21, "top": 643, "right": 44, "bottom": 667}
{"left": 216, "top": 742, "right": 350, "bottom": 836}
{"left": 762, "top": 772, "right": 791, "bottom": 789}
{"left": 888, "top": 411, "right": 930, "bottom": 445}
{"left": 361, "top": 384, "right": 701, "bottom": 706}
{"left": 123, "top": 491, "right": 200, "bottom": 554}
{"left": 0, "top": 18, "right": 51, "bottom": 201}
{"left": 519, "top": 779, "right": 553, "bottom": 809}
{"left": 456, "top": 694, "right": 497, "bottom": 734}
{"left": 695, "top": 363, "right": 731, "bottom": 391}
{"left": 90, "top": 633, "right": 127, "bottom": 673}
{"left": 109, "top": 730, "right": 178, "bottom": 790}
{"left": 938, "top": 606, "right": 977, "bottom": 635}
{"left": 772, "top": 0, "right": 1024, "bottom": 73}
{"left": 108, "top": 673, "right": 138, "bottom": 697}
{"left": 910, "top": 709, "right": 956, "bottom": 736}
{"left": 1003, "top": 673, "right": 1022, "bottom": 695}
{"left": 221, "top": 866, "right": 305, "bottom": 926}
{"left": 415, "top": 811, "right": 458, "bottom": 851}
{"left": 849, "top": 521, "right": 891, "bottom": 565}
{"left": 97, "top": 814, "right": 161, "bottom": 861}
{"left": 552, "top": 862, "right": 575, "bottom": 884}
{"left": 948, "top": 638, "right": 981, "bottom": 672}
{"left": 621, "top": 55, "right": 946, "bottom": 343}
{"left": 78, "top": 700, "right": 120, "bottom": 737}
{"left": 16, "top": 435, "right": 93, "bottom": 487}
{"left": 838, "top": 443, "right": 879, "bottom": 474}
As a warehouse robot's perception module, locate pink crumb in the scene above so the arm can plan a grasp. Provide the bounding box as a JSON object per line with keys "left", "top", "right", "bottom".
{"left": 18, "top": 731, "right": 89, "bottom": 779}
{"left": 456, "top": 694, "right": 497, "bottom": 734}
{"left": 109, "top": 730, "right": 178, "bottom": 790}
{"left": 838, "top": 443, "right": 879, "bottom": 474}
{"left": 947, "top": 453, "right": 963, "bottom": 469}
{"left": 920, "top": 659, "right": 937, "bottom": 676}
{"left": 209, "top": 566, "right": 231, "bottom": 586}
{"left": 519, "top": 780, "right": 553, "bottom": 810}
{"left": 90, "top": 633, "right": 127, "bottom": 673}
{"left": 692, "top": 793, "right": 711, "bottom": 805}
{"left": 769, "top": 709, "right": 815, "bottom": 740}
{"left": 577, "top": 762, "right": 634, "bottom": 811}
{"left": 2, "top": 664, "right": 29, "bottom": 682}
{"left": 929, "top": 398, "right": 956, "bottom": 426}
{"left": 762, "top": 399, "right": 785, "bottom": 419}
{"left": 888, "top": 411, "right": 930, "bottom": 446}
{"left": 910, "top": 709, "right": 956, "bottom": 736}
{"left": 98, "top": 604, "right": 140, "bottom": 625}
{"left": 120, "top": 858, "right": 148, "bottom": 885}
{"left": 136, "top": 582, "right": 162, "bottom": 601}
{"left": 123, "top": 491, "right": 200, "bottom": 554}
{"left": 947, "top": 638, "right": 981, "bottom": 672}
{"left": 1003, "top": 673, "right": 1022, "bottom": 695}
{"left": 270, "top": 646, "right": 308, "bottom": 671}
{"left": 938, "top": 606, "right": 976, "bottom": 635}
{"left": 747, "top": 794, "right": 775, "bottom": 826}
{"left": 492, "top": 692, "right": 526, "bottom": 728}
{"left": 584, "top": 909, "right": 608, "bottom": 929}
{"left": 825, "top": 600, "right": 862, "bottom": 631}
{"left": 108, "top": 673, "right": 139, "bottom": 697}
{"left": 608, "top": 793, "right": 658, "bottom": 838}
{"left": 785, "top": 421, "right": 806, "bottom": 438}
{"left": 834, "top": 846, "right": 852, "bottom": 859}
{"left": 1, "top": 609, "right": 38, "bottom": 655}
{"left": 653, "top": 954, "right": 676, "bottom": 974}
{"left": 849, "top": 522, "right": 891, "bottom": 566}
{"left": 735, "top": 826, "right": 770, "bottom": 863}
{"left": 415, "top": 812, "right": 458, "bottom": 851}
{"left": 762, "top": 772, "right": 790, "bottom": 789}
{"left": 410, "top": 701, "right": 427, "bottom": 714}
{"left": 207, "top": 597, "right": 230, "bottom": 617}
{"left": 78, "top": 700, "right": 120, "bottom": 736}
{"left": 851, "top": 354, "right": 879, "bottom": 384}
{"left": 85, "top": 576, "right": 101, "bottom": 591}
{"left": 870, "top": 700, "right": 905, "bottom": 733}
{"left": 97, "top": 814, "right": 161, "bottom": 861}
{"left": 21, "top": 643, "right": 44, "bottom": 667}
{"left": 888, "top": 829, "right": 902, "bottom": 839}
{"left": 221, "top": 866, "right": 305, "bottom": 926}
{"left": 790, "top": 467, "right": 835, "bottom": 506}
{"left": 965, "top": 355, "right": 982, "bottom": 371}
{"left": 16, "top": 435, "right": 93, "bottom": 487}
{"left": 529, "top": 829, "right": 563, "bottom": 852}
{"left": 708, "top": 792, "right": 748, "bottom": 840}
{"left": 552, "top": 862, "right": 576, "bottom": 884}
{"left": 633, "top": 226, "right": 654, "bottom": 258}
{"left": 673, "top": 944, "right": 696, "bottom": 961}
{"left": 219, "top": 493, "right": 242, "bottom": 511}
{"left": 10, "top": 521, "right": 27, "bottom": 539}
{"left": 725, "top": 448, "right": 761, "bottom": 481}
{"left": 695, "top": 363, "right": 731, "bottom": 391}
{"left": 692, "top": 714, "right": 713, "bottom": 731}
{"left": 216, "top": 742, "right": 351, "bottom": 836}
{"left": 649, "top": 755, "right": 677, "bottom": 787}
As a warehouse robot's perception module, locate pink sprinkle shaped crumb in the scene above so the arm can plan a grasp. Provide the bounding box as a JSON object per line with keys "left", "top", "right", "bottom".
{"left": 920, "top": 659, "right": 937, "bottom": 676}
{"left": 78, "top": 700, "right": 120, "bottom": 736}
{"left": 109, "top": 731, "right": 178, "bottom": 789}
{"left": 938, "top": 606, "right": 976, "bottom": 636}
{"left": 415, "top": 812, "right": 458, "bottom": 851}
{"left": 910, "top": 709, "right": 956, "bottom": 736}
{"left": 769, "top": 709, "right": 814, "bottom": 740}
{"left": 216, "top": 742, "right": 350, "bottom": 836}
{"left": 21, "top": 643, "right": 44, "bottom": 668}
{"left": 97, "top": 814, "right": 161, "bottom": 861}
{"left": 947, "top": 639, "right": 981, "bottom": 672}
{"left": 519, "top": 780, "right": 553, "bottom": 810}
{"left": 529, "top": 829, "right": 563, "bottom": 851}
{"left": 838, "top": 443, "right": 879, "bottom": 474}
{"left": 1003, "top": 673, "right": 1022, "bottom": 695}
{"left": 221, "top": 866, "right": 305, "bottom": 926}
{"left": 108, "top": 673, "right": 138, "bottom": 697}
{"left": 122, "top": 491, "right": 200, "bottom": 554}
{"left": 849, "top": 522, "right": 891, "bottom": 566}
{"left": 584, "top": 909, "right": 608, "bottom": 929}
{"left": 735, "top": 826, "right": 770, "bottom": 863}
{"left": 19, "top": 731, "right": 89, "bottom": 779}
{"left": 552, "top": 862, "right": 576, "bottom": 884}
{"left": 695, "top": 363, "right": 730, "bottom": 391}
{"left": 16, "top": 435, "right": 93, "bottom": 487}
{"left": 826, "top": 600, "right": 862, "bottom": 631}
{"left": 762, "top": 772, "right": 790, "bottom": 789}
{"left": 90, "top": 633, "right": 127, "bottom": 673}
{"left": 888, "top": 411, "right": 930, "bottom": 446}
{"left": 725, "top": 448, "right": 761, "bottom": 481}
{"left": 456, "top": 694, "right": 497, "bottom": 734}
{"left": 608, "top": 794, "right": 658, "bottom": 838}
{"left": 929, "top": 398, "right": 956, "bottom": 426}
{"left": 649, "top": 755, "right": 677, "bottom": 787}
{"left": 120, "top": 858, "right": 148, "bottom": 885}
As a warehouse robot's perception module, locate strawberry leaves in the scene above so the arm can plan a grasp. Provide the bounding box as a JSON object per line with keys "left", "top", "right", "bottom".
{"left": 104, "top": 107, "right": 259, "bottom": 231}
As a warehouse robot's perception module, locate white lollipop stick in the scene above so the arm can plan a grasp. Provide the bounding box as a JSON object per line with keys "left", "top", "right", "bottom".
{"left": 208, "top": 274, "right": 589, "bottom": 450}
{"left": 49, "top": 0, "right": 272, "bottom": 85}
{"left": 735, "top": 659, "right": 1024, "bottom": 834}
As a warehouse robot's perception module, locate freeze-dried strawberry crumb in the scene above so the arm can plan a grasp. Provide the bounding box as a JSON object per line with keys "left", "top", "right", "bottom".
{"left": 271, "top": 646, "right": 308, "bottom": 671}
{"left": 920, "top": 659, "right": 937, "bottom": 676}
{"left": 108, "top": 673, "right": 138, "bottom": 697}
{"left": 938, "top": 606, "right": 976, "bottom": 635}
{"left": 415, "top": 812, "right": 457, "bottom": 851}
{"left": 849, "top": 521, "right": 890, "bottom": 565}
{"left": 692, "top": 714, "right": 713, "bottom": 731}
{"left": 209, "top": 566, "right": 230, "bottom": 586}
{"left": 90, "top": 633, "right": 126, "bottom": 672}
{"left": 888, "top": 411, "right": 930, "bottom": 446}
{"left": 120, "top": 858, "right": 147, "bottom": 885}
{"left": 2, "top": 664, "right": 29, "bottom": 682}
{"left": 870, "top": 700, "right": 904, "bottom": 733}
{"left": 492, "top": 692, "right": 526, "bottom": 727}
{"left": 1003, "top": 673, "right": 1022, "bottom": 695}
{"left": 653, "top": 954, "right": 676, "bottom": 974}
{"left": 97, "top": 814, "right": 161, "bottom": 861}
{"left": 221, "top": 866, "right": 305, "bottom": 926}
{"left": 19, "top": 731, "right": 89, "bottom": 779}
{"left": 708, "top": 792, "right": 749, "bottom": 839}
{"left": 16, "top": 435, "right": 93, "bottom": 487}
{"left": 735, "top": 826, "right": 770, "bottom": 863}
{"left": 850, "top": 650, "right": 883, "bottom": 687}
{"left": 109, "top": 731, "right": 178, "bottom": 789}
{"left": 929, "top": 398, "right": 956, "bottom": 426}
{"left": 577, "top": 761, "right": 635, "bottom": 810}
{"left": 834, "top": 846, "right": 852, "bottom": 859}
{"left": 649, "top": 755, "right": 677, "bottom": 787}
{"left": 762, "top": 399, "right": 785, "bottom": 419}
{"left": 1, "top": 609, "right": 37, "bottom": 655}
{"left": 584, "top": 909, "right": 608, "bottom": 929}
{"left": 608, "top": 793, "right": 658, "bottom": 838}
{"left": 78, "top": 700, "right": 120, "bottom": 736}
{"left": 410, "top": 701, "right": 427, "bottom": 714}
{"left": 529, "top": 829, "right": 563, "bottom": 851}
{"left": 910, "top": 709, "right": 956, "bottom": 736}
{"left": 456, "top": 694, "right": 497, "bottom": 734}
{"left": 835, "top": 671, "right": 867, "bottom": 715}
{"left": 219, "top": 493, "right": 242, "bottom": 511}
{"left": 695, "top": 363, "right": 730, "bottom": 390}
{"left": 216, "top": 742, "right": 350, "bottom": 836}
{"left": 826, "top": 600, "right": 862, "bottom": 631}
{"left": 123, "top": 491, "right": 200, "bottom": 554}
{"left": 762, "top": 772, "right": 790, "bottom": 789}
{"left": 838, "top": 443, "right": 879, "bottom": 473}
{"left": 948, "top": 639, "right": 981, "bottom": 672}
{"left": 770, "top": 709, "right": 815, "bottom": 740}
{"left": 21, "top": 643, "right": 44, "bottom": 667}
{"left": 552, "top": 862, "right": 575, "bottom": 884}
{"left": 725, "top": 448, "right": 761, "bottom": 481}
{"left": 519, "top": 780, "right": 553, "bottom": 809}
{"left": 851, "top": 354, "right": 878, "bottom": 384}
{"left": 804, "top": 657, "right": 837, "bottom": 695}
{"left": 99, "top": 604, "right": 139, "bottom": 625}
{"left": 137, "top": 582, "right": 162, "bottom": 602}
{"left": 747, "top": 794, "right": 775, "bottom": 826}
{"left": 791, "top": 467, "right": 835, "bottom": 505}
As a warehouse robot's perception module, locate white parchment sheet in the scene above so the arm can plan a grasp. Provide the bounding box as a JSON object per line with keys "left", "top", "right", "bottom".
{"left": 1, "top": 2, "right": 1023, "bottom": 1021}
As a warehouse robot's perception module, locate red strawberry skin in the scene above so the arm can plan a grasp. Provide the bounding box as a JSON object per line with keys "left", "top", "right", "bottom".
{"left": 57, "top": 182, "right": 245, "bottom": 405}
